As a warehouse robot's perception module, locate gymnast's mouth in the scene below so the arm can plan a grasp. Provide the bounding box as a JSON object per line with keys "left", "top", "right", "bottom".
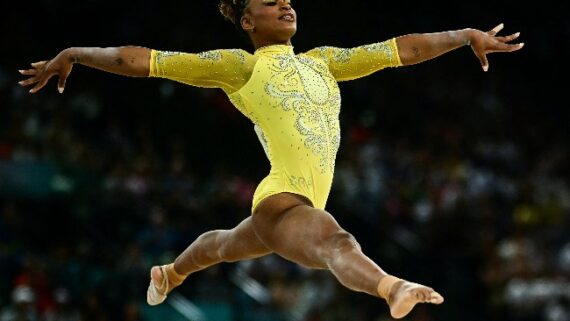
{"left": 279, "top": 13, "right": 295, "bottom": 22}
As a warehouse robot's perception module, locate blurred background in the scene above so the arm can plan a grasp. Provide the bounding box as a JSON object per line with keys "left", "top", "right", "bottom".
{"left": 0, "top": 0, "right": 568, "bottom": 320}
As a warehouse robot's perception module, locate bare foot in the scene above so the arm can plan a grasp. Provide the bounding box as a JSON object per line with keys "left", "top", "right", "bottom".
{"left": 151, "top": 266, "right": 167, "bottom": 293}
{"left": 388, "top": 280, "right": 444, "bottom": 319}
{"left": 147, "top": 265, "right": 180, "bottom": 305}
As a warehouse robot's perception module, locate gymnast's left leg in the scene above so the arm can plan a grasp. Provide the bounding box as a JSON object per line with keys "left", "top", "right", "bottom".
{"left": 146, "top": 216, "right": 272, "bottom": 305}
{"left": 251, "top": 193, "right": 444, "bottom": 319}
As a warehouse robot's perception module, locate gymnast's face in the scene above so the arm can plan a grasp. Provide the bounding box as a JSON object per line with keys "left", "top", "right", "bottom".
{"left": 242, "top": 0, "right": 297, "bottom": 45}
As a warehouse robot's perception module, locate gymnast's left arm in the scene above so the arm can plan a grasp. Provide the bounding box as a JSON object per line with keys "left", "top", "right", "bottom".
{"left": 304, "top": 38, "right": 402, "bottom": 82}
{"left": 305, "top": 23, "right": 523, "bottom": 81}
{"left": 396, "top": 23, "right": 524, "bottom": 72}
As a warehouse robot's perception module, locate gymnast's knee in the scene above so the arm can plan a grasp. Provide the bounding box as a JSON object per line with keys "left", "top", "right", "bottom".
{"left": 324, "top": 231, "right": 362, "bottom": 256}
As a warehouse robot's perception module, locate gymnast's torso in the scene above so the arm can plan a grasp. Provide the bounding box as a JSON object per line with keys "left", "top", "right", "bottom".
{"left": 149, "top": 39, "right": 402, "bottom": 210}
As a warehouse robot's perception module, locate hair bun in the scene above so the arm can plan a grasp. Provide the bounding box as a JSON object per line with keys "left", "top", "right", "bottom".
{"left": 219, "top": 1, "right": 237, "bottom": 24}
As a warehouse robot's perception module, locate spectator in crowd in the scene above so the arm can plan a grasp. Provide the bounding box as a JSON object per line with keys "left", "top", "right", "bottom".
{"left": 0, "top": 285, "right": 39, "bottom": 321}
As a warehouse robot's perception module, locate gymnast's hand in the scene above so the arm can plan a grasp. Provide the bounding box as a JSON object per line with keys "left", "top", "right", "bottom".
{"left": 19, "top": 49, "right": 74, "bottom": 94}
{"left": 468, "top": 23, "right": 524, "bottom": 72}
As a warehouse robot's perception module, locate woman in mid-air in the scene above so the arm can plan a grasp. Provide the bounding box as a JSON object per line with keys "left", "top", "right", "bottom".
{"left": 19, "top": 0, "right": 523, "bottom": 318}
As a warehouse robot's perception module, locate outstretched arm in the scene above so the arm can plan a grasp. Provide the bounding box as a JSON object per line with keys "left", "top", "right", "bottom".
{"left": 396, "top": 23, "right": 524, "bottom": 72}
{"left": 19, "top": 46, "right": 151, "bottom": 94}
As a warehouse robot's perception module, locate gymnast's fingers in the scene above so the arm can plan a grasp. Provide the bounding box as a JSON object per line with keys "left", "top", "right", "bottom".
{"left": 488, "top": 23, "right": 504, "bottom": 36}
{"left": 19, "top": 69, "right": 38, "bottom": 76}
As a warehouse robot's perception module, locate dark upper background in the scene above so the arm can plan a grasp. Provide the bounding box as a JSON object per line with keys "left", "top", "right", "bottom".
{"left": 0, "top": 1, "right": 568, "bottom": 321}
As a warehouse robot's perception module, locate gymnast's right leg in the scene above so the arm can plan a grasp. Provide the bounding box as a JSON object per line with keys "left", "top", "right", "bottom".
{"left": 146, "top": 216, "right": 272, "bottom": 305}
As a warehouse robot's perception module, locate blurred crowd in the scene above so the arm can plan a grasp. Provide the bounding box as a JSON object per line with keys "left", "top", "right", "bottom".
{"left": 1, "top": 1, "right": 568, "bottom": 321}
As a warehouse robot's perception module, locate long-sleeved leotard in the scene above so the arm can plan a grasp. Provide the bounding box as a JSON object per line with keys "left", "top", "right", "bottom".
{"left": 149, "top": 39, "right": 402, "bottom": 211}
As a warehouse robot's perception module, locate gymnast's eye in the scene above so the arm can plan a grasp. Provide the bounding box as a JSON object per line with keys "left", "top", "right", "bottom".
{"left": 262, "top": 0, "right": 291, "bottom": 5}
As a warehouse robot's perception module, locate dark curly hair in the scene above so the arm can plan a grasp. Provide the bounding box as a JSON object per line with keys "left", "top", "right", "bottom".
{"left": 219, "top": 0, "right": 250, "bottom": 39}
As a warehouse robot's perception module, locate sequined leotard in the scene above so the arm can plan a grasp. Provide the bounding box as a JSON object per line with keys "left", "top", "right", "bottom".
{"left": 150, "top": 39, "right": 402, "bottom": 211}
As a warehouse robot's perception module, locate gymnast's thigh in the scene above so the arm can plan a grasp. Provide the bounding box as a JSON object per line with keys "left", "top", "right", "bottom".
{"left": 251, "top": 193, "right": 346, "bottom": 269}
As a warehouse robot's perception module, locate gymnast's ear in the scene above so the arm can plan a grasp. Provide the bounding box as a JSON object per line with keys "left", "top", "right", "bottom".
{"left": 241, "top": 13, "right": 255, "bottom": 32}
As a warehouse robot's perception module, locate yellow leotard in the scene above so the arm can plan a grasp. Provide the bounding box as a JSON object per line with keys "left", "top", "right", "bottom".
{"left": 149, "top": 39, "right": 402, "bottom": 211}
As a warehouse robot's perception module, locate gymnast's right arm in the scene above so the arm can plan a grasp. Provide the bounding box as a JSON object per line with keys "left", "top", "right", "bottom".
{"left": 19, "top": 47, "right": 254, "bottom": 94}
{"left": 19, "top": 46, "right": 151, "bottom": 94}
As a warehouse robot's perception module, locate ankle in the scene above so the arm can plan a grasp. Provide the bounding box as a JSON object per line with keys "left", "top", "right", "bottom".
{"left": 164, "top": 263, "right": 187, "bottom": 286}
{"left": 377, "top": 275, "right": 402, "bottom": 302}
